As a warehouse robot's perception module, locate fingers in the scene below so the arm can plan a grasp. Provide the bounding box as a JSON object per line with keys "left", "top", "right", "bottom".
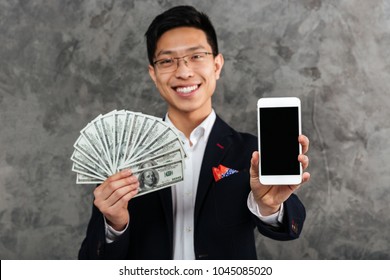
{"left": 250, "top": 151, "right": 260, "bottom": 179}
{"left": 92, "top": 169, "right": 140, "bottom": 231}
{"left": 96, "top": 169, "right": 133, "bottom": 197}
{"left": 103, "top": 169, "right": 133, "bottom": 186}
{"left": 299, "top": 134, "right": 310, "bottom": 154}
{"left": 301, "top": 172, "right": 310, "bottom": 184}
{"left": 94, "top": 169, "right": 139, "bottom": 208}
{"left": 104, "top": 180, "right": 139, "bottom": 206}
{"left": 289, "top": 172, "right": 310, "bottom": 194}
{"left": 298, "top": 154, "right": 309, "bottom": 170}
{"left": 102, "top": 186, "right": 139, "bottom": 221}
{"left": 298, "top": 134, "right": 310, "bottom": 171}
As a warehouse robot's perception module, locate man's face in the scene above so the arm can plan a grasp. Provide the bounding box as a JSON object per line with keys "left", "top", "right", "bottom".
{"left": 143, "top": 170, "right": 156, "bottom": 186}
{"left": 148, "top": 27, "right": 224, "bottom": 118}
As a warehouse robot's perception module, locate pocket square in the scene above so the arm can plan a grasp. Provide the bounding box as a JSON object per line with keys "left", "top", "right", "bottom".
{"left": 212, "top": 164, "right": 239, "bottom": 182}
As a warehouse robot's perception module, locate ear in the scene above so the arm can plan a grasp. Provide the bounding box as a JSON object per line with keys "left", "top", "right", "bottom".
{"left": 148, "top": 64, "right": 157, "bottom": 85}
{"left": 214, "top": 53, "right": 224, "bottom": 80}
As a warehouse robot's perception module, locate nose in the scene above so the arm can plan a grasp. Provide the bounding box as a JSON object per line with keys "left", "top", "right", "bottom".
{"left": 175, "top": 58, "right": 193, "bottom": 78}
{"left": 176, "top": 57, "right": 189, "bottom": 66}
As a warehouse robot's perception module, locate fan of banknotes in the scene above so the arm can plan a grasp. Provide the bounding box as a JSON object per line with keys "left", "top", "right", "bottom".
{"left": 71, "top": 110, "right": 186, "bottom": 197}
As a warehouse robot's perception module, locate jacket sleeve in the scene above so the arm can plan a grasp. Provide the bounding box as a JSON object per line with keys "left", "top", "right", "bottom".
{"left": 252, "top": 193, "right": 306, "bottom": 241}
{"left": 78, "top": 204, "right": 131, "bottom": 259}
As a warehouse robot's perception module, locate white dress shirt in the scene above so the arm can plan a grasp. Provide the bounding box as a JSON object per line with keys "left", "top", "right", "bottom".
{"left": 105, "top": 110, "right": 284, "bottom": 259}
{"left": 168, "top": 110, "right": 215, "bottom": 259}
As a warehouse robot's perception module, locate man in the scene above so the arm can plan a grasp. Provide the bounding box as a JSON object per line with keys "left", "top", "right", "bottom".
{"left": 79, "top": 5, "right": 310, "bottom": 260}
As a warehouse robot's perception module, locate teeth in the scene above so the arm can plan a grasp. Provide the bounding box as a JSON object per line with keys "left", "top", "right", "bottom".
{"left": 176, "top": 85, "right": 198, "bottom": 94}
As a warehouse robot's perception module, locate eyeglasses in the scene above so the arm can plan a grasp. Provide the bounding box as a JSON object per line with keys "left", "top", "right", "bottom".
{"left": 153, "top": 52, "right": 214, "bottom": 73}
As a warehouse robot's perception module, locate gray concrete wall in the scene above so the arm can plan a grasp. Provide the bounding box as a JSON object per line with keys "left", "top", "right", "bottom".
{"left": 1, "top": 0, "right": 389, "bottom": 259}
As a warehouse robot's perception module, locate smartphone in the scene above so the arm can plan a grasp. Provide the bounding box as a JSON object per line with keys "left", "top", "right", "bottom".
{"left": 257, "top": 97, "right": 302, "bottom": 185}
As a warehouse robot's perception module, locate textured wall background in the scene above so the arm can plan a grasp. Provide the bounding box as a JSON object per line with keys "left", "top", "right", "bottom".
{"left": 1, "top": 0, "right": 389, "bottom": 259}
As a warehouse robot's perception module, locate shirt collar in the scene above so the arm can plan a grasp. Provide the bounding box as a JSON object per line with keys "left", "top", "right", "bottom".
{"left": 165, "top": 109, "right": 216, "bottom": 146}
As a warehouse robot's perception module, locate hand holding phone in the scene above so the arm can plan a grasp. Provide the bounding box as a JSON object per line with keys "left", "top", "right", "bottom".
{"left": 257, "top": 97, "right": 302, "bottom": 185}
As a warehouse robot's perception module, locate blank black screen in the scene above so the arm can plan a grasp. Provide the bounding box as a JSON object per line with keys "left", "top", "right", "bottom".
{"left": 259, "top": 107, "right": 300, "bottom": 175}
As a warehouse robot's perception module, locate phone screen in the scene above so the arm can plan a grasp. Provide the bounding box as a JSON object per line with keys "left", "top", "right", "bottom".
{"left": 259, "top": 107, "right": 300, "bottom": 175}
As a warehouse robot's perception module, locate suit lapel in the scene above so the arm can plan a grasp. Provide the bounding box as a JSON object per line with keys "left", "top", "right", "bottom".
{"left": 158, "top": 187, "right": 174, "bottom": 257}
{"left": 194, "top": 116, "right": 233, "bottom": 222}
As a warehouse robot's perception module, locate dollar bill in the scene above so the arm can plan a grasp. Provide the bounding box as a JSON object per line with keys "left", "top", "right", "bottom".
{"left": 92, "top": 115, "right": 115, "bottom": 173}
{"left": 121, "top": 137, "right": 186, "bottom": 167}
{"left": 132, "top": 159, "right": 184, "bottom": 197}
{"left": 99, "top": 112, "right": 116, "bottom": 173}
{"left": 114, "top": 111, "right": 127, "bottom": 170}
{"left": 130, "top": 126, "right": 184, "bottom": 160}
{"left": 76, "top": 173, "right": 104, "bottom": 184}
{"left": 123, "top": 113, "right": 145, "bottom": 163}
{"left": 120, "top": 148, "right": 183, "bottom": 172}
{"left": 128, "top": 117, "right": 159, "bottom": 160}
{"left": 71, "top": 110, "right": 186, "bottom": 196}
{"left": 80, "top": 117, "right": 112, "bottom": 175}
{"left": 115, "top": 112, "right": 135, "bottom": 169}
{"left": 72, "top": 162, "right": 106, "bottom": 181}
{"left": 72, "top": 140, "right": 111, "bottom": 177}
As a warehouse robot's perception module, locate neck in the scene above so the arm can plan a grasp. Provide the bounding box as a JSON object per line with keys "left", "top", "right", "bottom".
{"left": 167, "top": 108, "right": 212, "bottom": 139}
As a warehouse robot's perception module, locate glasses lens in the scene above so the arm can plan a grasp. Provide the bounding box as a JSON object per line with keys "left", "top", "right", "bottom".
{"left": 156, "top": 59, "right": 174, "bottom": 71}
{"left": 155, "top": 52, "right": 212, "bottom": 73}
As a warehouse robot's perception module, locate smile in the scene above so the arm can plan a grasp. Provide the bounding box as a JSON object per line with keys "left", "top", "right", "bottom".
{"left": 174, "top": 85, "right": 199, "bottom": 95}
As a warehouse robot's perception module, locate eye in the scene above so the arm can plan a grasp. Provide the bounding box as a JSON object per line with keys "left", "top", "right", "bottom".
{"left": 157, "top": 58, "right": 174, "bottom": 66}
{"left": 190, "top": 53, "right": 205, "bottom": 61}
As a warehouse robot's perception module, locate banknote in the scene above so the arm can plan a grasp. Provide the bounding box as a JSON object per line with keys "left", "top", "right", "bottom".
{"left": 70, "top": 110, "right": 186, "bottom": 196}
{"left": 120, "top": 148, "right": 183, "bottom": 172}
{"left": 131, "top": 159, "right": 184, "bottom": 197}
{"left": 76, "top": 173, "right": 104, "bottom": 184}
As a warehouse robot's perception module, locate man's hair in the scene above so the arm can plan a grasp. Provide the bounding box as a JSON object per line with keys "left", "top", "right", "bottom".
{"left": 145, "top": 5, "right": 219, "bottom": 65}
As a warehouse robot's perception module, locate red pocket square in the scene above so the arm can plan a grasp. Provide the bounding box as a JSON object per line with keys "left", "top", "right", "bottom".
{"left": 212, "top": 164, "right": 238, "bottom": 182}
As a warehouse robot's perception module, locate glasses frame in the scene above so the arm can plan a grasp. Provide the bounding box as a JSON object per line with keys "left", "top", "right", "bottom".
{"left": 153, "top": 51, "right": 215, "bottom": 73}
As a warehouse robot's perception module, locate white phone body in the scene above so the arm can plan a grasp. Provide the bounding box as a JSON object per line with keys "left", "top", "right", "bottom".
{"left": 257, "top": 97, "right": 302, "bottom": 185}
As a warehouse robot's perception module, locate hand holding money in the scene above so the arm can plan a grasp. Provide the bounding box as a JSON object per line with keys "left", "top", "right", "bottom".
{"left": 93, "top": 169, "right": 139, "bottom": 231}
{"left": 70, "top": 110, "right": 187, "bottom": 198}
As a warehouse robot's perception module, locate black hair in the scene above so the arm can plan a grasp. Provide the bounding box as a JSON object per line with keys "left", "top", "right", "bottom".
{"left": 145, "top": 5, "right": 219, "bottom": 65}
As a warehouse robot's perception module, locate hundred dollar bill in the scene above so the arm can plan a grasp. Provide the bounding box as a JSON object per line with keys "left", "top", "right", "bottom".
{"left": 123, "top": 113, "right": 145, "bottom": 163}
{"left": 114, "top": 111, "right": 127, "bottom": 171}
{"left": 72, "top": 137, "right": 111, "bottom": 177}
{"left": 99, "top": 111, "right": 116, "bottom": 173}
{"left": 128, "top": 117, "right": 167, "bottom": 159}
{"left": 80, "top": 116, "right": 112, "bottom": 175}
{"left": 76, "top": 172, "right": 104, "bottom": 184}
{"left": 71, "top": 110, "right": 187, "bottom": 190}
{"left": 128, "top": 117, "right": 159, "bottom": 160}
{"left": 93, "top": 115, "right": 115, "bottom": 173}
{"left": 122, "top": 137, "right": 186, "bottom": 167}
{"left": 163, "top": 118, "right": 185, "bottom": 140}
{"left": 72, "top": 161, "right": 106, "bottom": 181}
{"left": 115, "top": 111, "right": 135, "bottom": 169}
{"left": 133, "top": 159, "right": 184, "bottom": 197}
{"left": 120, "top": 148, "right": 183, "bottom": 172}
{"left": 130, "top": 126, "right": 185, "bottom": 162}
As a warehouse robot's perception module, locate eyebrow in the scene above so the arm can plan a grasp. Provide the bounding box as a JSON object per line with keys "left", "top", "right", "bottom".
{"left": 155, "top": 45, "right": 208, "bottom": 57}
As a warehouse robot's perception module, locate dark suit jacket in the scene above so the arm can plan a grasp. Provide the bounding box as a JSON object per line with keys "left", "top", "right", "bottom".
{"left": 78, "top": 116, "right": 306, "bottom": 260}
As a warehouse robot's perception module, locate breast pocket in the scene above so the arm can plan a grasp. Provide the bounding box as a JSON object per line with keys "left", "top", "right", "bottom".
{"left": 213, "top": 171, "right": 251, "bottom": 227}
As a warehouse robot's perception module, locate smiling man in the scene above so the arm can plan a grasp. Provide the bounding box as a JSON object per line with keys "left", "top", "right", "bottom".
{"left": 148, "top": 27, "right": 223, "bottom": 139}
{"left": 79, "top": 5, "right": 310, "bottom": 260}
